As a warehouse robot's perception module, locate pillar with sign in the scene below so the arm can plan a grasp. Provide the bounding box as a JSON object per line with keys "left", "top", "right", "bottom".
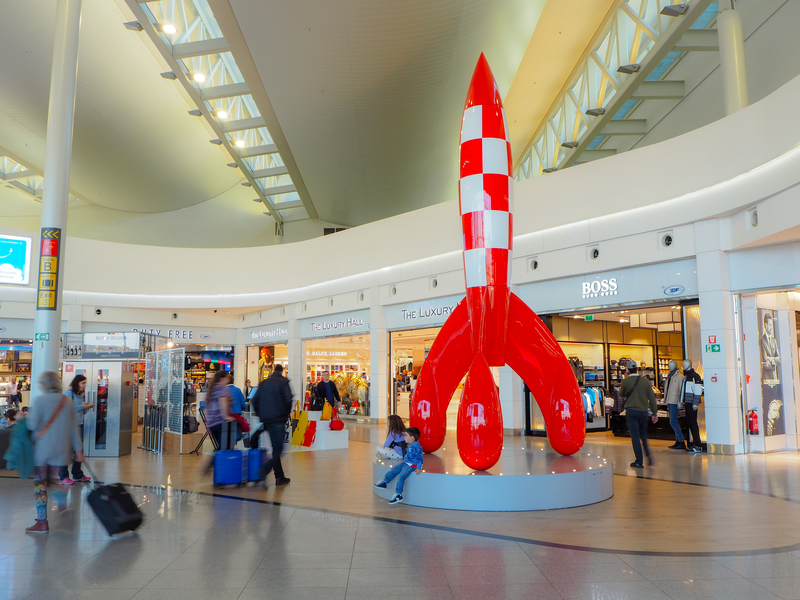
{"left": 30, "top": 0, "right": 83, "bottom": 395}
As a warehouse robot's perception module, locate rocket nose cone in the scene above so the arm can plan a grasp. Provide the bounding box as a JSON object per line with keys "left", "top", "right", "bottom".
{"left": 464, "top": 53, "right": 502, "bottom": 111}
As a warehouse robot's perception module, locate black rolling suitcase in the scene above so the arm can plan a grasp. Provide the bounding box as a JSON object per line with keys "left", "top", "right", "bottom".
{"left": 84, "top": 462, "right": 144, "bottom": 536}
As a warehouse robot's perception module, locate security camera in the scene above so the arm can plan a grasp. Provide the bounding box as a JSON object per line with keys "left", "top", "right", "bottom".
{"left": 591, "top": 248, "right": 600, "bottom": 259}
{"left": 662, "top": 234, "right": 673, "bottom": 247}
{"left": 213, "top": 309, "right": 218, "bottom": 313}
{"left": 172, "top": 313, "right": 178, "bottom": 320}
{"left": 95, "top": 309, "right": 102, "bottom": 315}
{"left": 532, "top": 260, "right": 539, "bottom": 270}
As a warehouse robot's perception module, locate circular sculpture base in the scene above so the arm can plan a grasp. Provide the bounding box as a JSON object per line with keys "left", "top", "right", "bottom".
{"left": 372, "top": 446, "right": 614, "bottom": 511}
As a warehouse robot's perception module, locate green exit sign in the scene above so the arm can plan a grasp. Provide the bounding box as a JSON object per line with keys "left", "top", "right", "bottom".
{"left": 34, "top": 333, "right": 49, "bottom": 341}
{"left": 584, "top": 315, "right": 594, "bottom": 322}
{"left": 705, "top": 344, "right": 721, "bottom": 353}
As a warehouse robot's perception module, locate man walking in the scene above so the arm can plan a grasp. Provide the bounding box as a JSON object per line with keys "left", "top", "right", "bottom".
{"left": 620, "top": 360, "right": 658, "bottom": 468}
{"left": 252, "top": 364, "right": 292, "bottom": 487}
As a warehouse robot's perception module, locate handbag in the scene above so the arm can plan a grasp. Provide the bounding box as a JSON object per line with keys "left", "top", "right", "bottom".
{"left": 321, "top": 401, "right": 332, "bottom": 421}
{"left": 329, "top": 416, "right": 344, "bottom": 431}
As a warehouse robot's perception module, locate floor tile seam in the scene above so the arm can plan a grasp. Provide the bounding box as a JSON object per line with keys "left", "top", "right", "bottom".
{"left": 51, "top": 478, "right": 800, "bottom": 559}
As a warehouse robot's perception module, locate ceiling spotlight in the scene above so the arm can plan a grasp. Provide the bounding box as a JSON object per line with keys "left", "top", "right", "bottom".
{"left": 123, "top": 21, "right": 143, "bottom": 31}
{"left": 263, "top": 212, "right": 271, "bottom": 216}
{"left": 618, "top": 63, "right": 641, "bottom": 74}
{"left": 193, "top": 73, "right": 206, "bottom": 83}
{"left": 227, "top": 163, "right": 239, "bottom": 168}
{"left": 542, "top": 167, "right": 558, "bottom": 173}
{"left": 161, "top": 23, "right": 177, "bottom": 34}
{"left": 241, "top": 182, "right": 252, "bottom": 187}
{"left": 160, "top": 71, "right": 177, "bottom": 80}
{"left": 561, "top": 141, "right": 578, "bottom": 149}
{"left": 187, "top": 109, "right": 202, "bottom": 117}
{"left": 661, "top": 3, "right": 688, "bottom": 16}
{"left": 209, "top": 139, "right": 223, "bottom": 145}
{"left": 586, "top": 107, "right": 605, "bottom": 117}
{"left": 235, "top": 140, "right": 246, "bottom": 149}
{"left": 252, "top": 198, "right": 262, "bottom": 203}
{"left": 216, "top": 110, "right": 228, "bottom": 120}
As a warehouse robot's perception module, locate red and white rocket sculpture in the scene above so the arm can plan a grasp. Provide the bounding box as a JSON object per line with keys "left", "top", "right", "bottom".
{"left": 410, "top": 54, "right": 586, "bottom": 471}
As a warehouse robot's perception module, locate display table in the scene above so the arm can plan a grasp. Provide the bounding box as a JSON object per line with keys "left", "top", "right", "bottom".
{"left": 289, "top": 411, "right": 349, "bottom": 452}
{"left": 372, "top": 446, "right": 613, "bottom": 511}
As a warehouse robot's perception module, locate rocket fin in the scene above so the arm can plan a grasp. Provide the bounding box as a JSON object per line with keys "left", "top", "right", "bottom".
{"left": 410, "top": 299, "right": 472, "bottom": 453}
{"left": 457, "top": 353, "right": 503, "bottom": 470}
{"left": 505, "top": 293, "right": 586, "bottom": 455}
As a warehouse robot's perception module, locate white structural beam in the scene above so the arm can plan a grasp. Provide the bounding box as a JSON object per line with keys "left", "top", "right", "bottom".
{"left": 237, "top": 144, "right": 279, "bottom": 158}
{"left": 675, "top": 29, "right": 719, "bottom": 52}
{"left": 263, "top": 184, "right": 296, "bottom": 196}
{"left": 273, "top": 200, "right": 304, "bottom": 210}
{"left": 198, "top": 82, "right": 250, "bottom": 100}
{"left": 601, "top": 119, "right": 647, "bottom": 136}
{"left": 0, "top": 169, "right": 35, "bottom": 181}
{"left": 172, "top": 37, "right": 230, "bottom": 59}
{"left": 631, "top": 80, "right": 686, "bottom": 100}
{"left": 220, "top": 116, "right": 266, "bottom": 132}
{"left": 252, "top": 165, "right": 289, "bottom": 178}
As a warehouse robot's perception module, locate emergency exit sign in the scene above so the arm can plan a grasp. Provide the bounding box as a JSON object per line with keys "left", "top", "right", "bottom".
{"left": 705, "top": 344, "right": 721, "bottom": 353}
{"left": 584, "top": 315, "right": 594, "bottom": 321}
{"left": 34, "top": 333, "right": 49, "bottom": 341}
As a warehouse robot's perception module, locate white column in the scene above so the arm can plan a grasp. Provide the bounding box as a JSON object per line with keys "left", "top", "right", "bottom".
{"left": 499, "top": 366, "right": 524, "bottom": 434}
{"left": 31, "top": 0, "right": 83, "bottom": 398}
{"left": 695, "top": 220, "right": 743, "bottom": 453}
{"left": 233, "top": 342, "right": 246, "bottom": 389}
{"left": 369, "top": 297, "right": 388, "bottom": 423}
{"left": 287, "top": 316, "right": 303, "bottom": 399}
{"left": 717, "top": 0, "right": 749, "bottom": 115}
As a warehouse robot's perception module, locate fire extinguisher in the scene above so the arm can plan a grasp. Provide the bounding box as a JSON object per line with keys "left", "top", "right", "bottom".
{"left": 747, "top": 409, "right": 759, "bottom": 435}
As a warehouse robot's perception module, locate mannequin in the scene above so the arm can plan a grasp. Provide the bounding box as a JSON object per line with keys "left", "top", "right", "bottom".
{"left": 663, "top": 360, "right": 686, "bottom": 450}
{"left": 681, "top": 360, "right": 703, "bottom": 452}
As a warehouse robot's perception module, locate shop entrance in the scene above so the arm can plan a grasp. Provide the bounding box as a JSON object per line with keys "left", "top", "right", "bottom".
{"left": 303, "top": 335, "right": 370, "bottom": 417}
{"left": 738, "top": 291, "right": 800, "bottom": 453}
{"left": 0, "top": 339, "right": 32, "bottom": 410}
{"left": 525, "top": 302, "right": 705, "bottom": 444}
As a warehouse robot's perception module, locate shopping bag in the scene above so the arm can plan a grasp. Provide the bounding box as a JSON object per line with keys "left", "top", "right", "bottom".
{"left": 291, "top": 412, "right": 309, "bottom": 446}
{"left": 321, "top": 401, "right": 332, "bottom": 421}
{"left": 302, "top": 421, "right": 317, "bottom": 447}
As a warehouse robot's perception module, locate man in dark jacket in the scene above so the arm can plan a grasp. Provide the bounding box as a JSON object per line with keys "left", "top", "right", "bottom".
{"left": 253, "top": 364, "right": 293, "bottom": 486}
{"left": 315, "top": 371, "right": 340, "bottom": 411}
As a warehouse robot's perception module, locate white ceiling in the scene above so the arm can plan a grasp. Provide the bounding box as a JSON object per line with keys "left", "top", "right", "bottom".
{"left": 0, "top": 0, "right": 606, "bottom": 245}
{"left": 227, "top": 0, "right": 545, "bottom": 226}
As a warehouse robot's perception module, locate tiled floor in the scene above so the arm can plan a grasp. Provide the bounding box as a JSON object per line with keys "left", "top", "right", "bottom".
{"left": 3, "top": 426, "right": 800, "bottom": 599}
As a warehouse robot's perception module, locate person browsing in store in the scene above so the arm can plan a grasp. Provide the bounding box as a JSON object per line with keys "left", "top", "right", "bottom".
{"left": 226, "top": 378, "right": 247, "bottom": 416}
{"left": 316, "top": 371, "right": 341, "bottom": 412}
{"left": 620, "top": 360, "right": 658, "bottom": 469}
{"left": 373, "top": 426, "right": 424, "bottom": 505}
{"left": 58, "top": 375, "right": 93, "bottom": 485}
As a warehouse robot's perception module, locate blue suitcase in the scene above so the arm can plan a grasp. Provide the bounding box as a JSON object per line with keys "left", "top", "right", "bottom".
{"left": 213, "top": 422, "right": 247, "bottom": 487}
{"left": 247, "top": 448, "right": 265, "bottom": 482}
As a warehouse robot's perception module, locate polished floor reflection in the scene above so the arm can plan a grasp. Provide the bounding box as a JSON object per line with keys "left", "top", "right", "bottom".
{"left": 3, "top": 426, "right": 800, "bottom": 599}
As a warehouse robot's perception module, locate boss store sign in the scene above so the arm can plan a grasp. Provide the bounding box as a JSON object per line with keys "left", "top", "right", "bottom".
{"left": 518, "top": 259, "right": 698, "bottom": 314}
{"left": 300, "top": 310, "right": 370, "bottom": 339}
{"left": 385, "top": 295, "right": 464, "bottom": 330}
{"left": 245, "top": 322, "right": 289, "bottom": 343}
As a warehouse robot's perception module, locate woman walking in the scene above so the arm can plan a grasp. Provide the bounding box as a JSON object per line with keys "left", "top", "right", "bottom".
{"left": 25, "top": 371, "right": 83, "bottom": 534}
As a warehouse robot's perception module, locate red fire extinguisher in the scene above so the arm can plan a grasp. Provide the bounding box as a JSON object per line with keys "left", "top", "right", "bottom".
{"left": 747, "top": 409, "right": 759, "bottom": 435}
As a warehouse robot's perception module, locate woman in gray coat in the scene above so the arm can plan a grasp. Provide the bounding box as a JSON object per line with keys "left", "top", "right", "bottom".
{"left": 25, "top": 371, "right": 83, "bottom": 534}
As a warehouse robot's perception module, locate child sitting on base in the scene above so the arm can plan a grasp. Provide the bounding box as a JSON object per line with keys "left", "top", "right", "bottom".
{"left": 373, "top": 427, "right": 423, "bottom": 505}
{"left": 376, "top": 414, "right": 406, "bottom": 460}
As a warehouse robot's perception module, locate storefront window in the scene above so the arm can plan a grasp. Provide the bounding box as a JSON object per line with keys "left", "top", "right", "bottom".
{"left": 246, "top": 344, "right": 289, "bottom": 384}
{"left": 303, "top": 336, "right": 370, "bottom": 417}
